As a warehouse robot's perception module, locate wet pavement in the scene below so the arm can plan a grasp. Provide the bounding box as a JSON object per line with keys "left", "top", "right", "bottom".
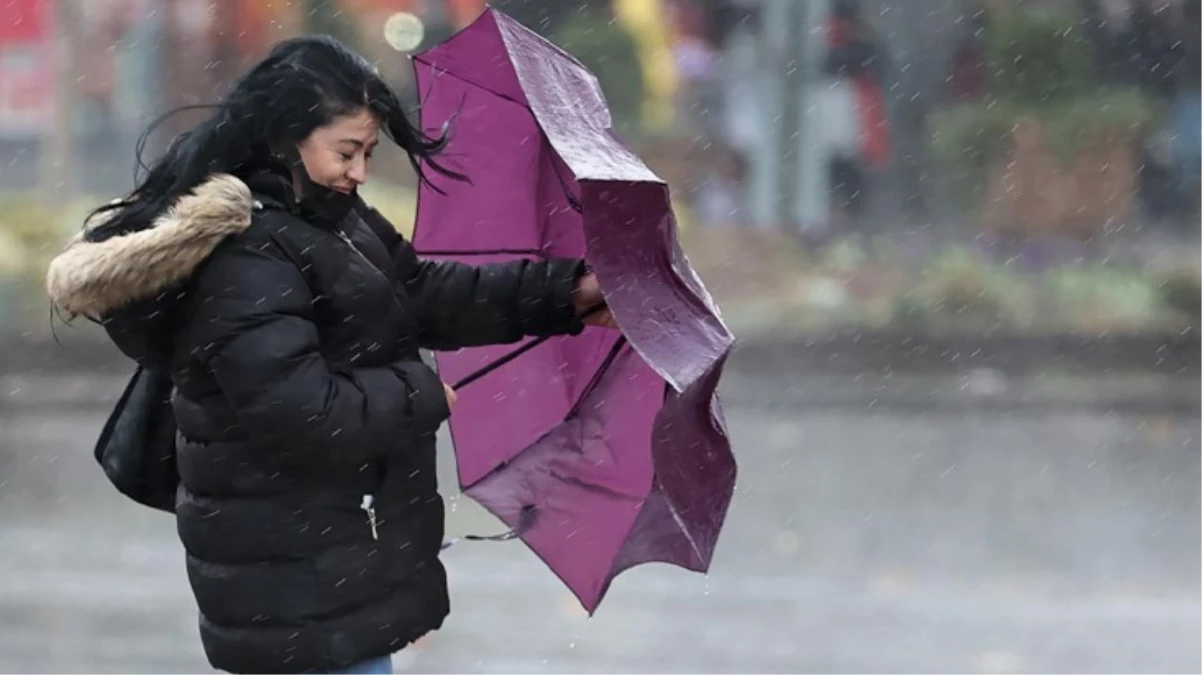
{"left": 0, "top": 363, "right": 1198, "bottom": 673}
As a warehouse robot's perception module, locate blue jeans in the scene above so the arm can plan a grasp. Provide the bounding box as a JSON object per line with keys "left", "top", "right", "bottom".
{"left": 328, "top": 654, "right": 393, "bottom": 674}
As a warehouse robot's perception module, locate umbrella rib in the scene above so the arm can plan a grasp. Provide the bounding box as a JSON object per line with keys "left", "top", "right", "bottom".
{"left": 416, "top": 62, "right": 584, "bottom": 217}
{"left": 445, "top": 337, "right": 628, "bottom": 554}
{"left": 413, "top": 60, "right": 529, "bottom": 110}
{"left": 564, "top": 335, "right": 627, "bottom": 420}
{"left": 450, "top": 304, "right": 612, "bottom": 392}
{"left": 450, "top": 334, "right": 551, "bottom": 391}
{"left": 548, "top": 158, "right": 584, "bottom": 213}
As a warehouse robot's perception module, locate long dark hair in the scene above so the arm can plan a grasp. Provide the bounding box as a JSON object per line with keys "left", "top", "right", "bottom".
{"left": 86, "top": 35, "right": 454, "bottom": 242}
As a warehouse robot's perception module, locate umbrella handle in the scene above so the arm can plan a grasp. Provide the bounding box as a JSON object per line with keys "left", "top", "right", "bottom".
{"left": 440, "top": 307, "right": 616, "bottom": 551}
{"left": 449, "top": 303, "right": 609, "bottom": 391}
{"left": 441, "top": 504, "right": 537, "bottom": 550}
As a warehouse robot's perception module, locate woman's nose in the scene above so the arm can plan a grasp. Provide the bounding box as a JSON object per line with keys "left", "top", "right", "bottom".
{"left": 348, "top": 158, "right": 368, "bottom": 185}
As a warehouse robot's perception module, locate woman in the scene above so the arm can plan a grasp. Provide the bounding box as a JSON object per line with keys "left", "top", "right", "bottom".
{"left": 45, "top": 36, "right": 611, "bottom": 674}
{"left": 822, "top": 0, "right": 890, "bottom": 222}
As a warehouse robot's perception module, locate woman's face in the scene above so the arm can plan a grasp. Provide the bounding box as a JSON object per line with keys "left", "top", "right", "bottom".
{"left": 295, "top": 108, "right": 381, "bottom": 195}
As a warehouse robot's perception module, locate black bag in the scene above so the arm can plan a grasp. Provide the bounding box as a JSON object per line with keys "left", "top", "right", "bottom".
{"left": 93, "top": 365, "right": 179, "bottom": 513}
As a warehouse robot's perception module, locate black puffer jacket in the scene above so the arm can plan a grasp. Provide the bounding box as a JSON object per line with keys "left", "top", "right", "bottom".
{"left": 45, "top": 170, "right": 585, "bottom": 673}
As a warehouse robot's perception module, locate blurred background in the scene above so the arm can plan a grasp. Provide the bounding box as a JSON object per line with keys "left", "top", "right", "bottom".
{"left": 0, "top": 0, "right": 1199, "bottom": 672}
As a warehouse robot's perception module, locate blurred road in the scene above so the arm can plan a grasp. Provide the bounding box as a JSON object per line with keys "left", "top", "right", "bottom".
{"left": 1, "top": 357, "right": 1198, "bottom": 673}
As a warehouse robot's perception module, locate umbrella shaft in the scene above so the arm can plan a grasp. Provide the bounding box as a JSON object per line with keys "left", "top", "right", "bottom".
{"left": 451, "top": 334, "right": 550, "bottom": 391}
{"left": 450, "top": 303, "right": 609, "bottom": 391}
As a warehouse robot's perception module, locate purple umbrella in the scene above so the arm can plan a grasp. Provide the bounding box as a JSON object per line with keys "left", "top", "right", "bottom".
{"left": 411, "top": 8, "right": 736, "bottom": 614}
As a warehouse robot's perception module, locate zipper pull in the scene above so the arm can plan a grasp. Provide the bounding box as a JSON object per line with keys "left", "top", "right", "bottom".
{"left": 360, "top": 494, "right": 379, "bottom": 540}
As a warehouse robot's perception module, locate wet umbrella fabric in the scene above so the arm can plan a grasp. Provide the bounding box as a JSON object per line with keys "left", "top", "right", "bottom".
{"left": 411, "top": 8, "right": 736, "bottom": 613}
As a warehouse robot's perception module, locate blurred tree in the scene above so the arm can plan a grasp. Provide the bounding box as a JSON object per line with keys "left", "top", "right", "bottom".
{"left": 490, "top": 0, "right": 582, "bottom": 36}
{"left": 548, "top": 6, "right": 646, "bottom": 135}
{"left": 303, "top": 0, "right": 362, "bottom": 48}
{"left": 930, "top": 3, "right": 1155, "bottom": 239}
{"left": 984, "top": 3, "right": 1093, "bottom": 104}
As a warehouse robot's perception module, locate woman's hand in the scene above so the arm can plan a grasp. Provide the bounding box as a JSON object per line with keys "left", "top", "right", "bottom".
{"left": 443, "top": 381, "right": 458, "bottom": 407}
{"left": 572, "top": 272, "right": 617, "bottom": 328}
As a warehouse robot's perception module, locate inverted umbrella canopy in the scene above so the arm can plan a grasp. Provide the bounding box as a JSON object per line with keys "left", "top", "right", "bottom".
{"left": 411, "top": 8, "right": 736, "bottom": 614}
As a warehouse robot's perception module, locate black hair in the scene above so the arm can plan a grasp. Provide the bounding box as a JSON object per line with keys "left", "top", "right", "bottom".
{"left": 86, "top": 35, "right": 457, "bottom": 242}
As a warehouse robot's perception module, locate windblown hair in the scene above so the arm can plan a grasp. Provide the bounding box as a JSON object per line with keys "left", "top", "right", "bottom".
{"left": 86, "top": 35, "right": 455, "bottom": 243}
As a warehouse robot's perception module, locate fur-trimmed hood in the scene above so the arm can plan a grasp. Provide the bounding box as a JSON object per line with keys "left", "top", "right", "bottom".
{"left": 45, "top": 174, "right": 254, "bottom": 319}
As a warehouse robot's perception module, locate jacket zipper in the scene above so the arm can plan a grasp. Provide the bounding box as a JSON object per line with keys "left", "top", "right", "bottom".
{"left": 360, "top": 494, "right": 379, "bottom": 540}
{"left": 337, "top": 228, "right": 405, "bottom": 542}
{"left": 336, "top": 229, "right": 407, "bottom": 313}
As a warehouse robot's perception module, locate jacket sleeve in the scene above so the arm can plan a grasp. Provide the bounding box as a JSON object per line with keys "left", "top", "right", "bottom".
{"left": 403, "top": 248, "right": 587, "bottom": 350}
{"left": 184, "top": 234, "right": 450, "bottom": 465}
{"left": 357, "top": 204, "right": 587, "bottom": 350}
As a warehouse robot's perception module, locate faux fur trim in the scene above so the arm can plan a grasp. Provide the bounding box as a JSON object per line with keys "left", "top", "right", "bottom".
{"left": 45, "top": 173, "right": 254, "bottom": 318}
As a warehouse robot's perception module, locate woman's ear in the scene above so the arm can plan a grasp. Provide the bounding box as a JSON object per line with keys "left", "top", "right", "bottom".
{"left": 271, "top": 146, "right": 306, "bottom": 200}
{"left": 271, "top": 144, "right": 303, "bottom": 167}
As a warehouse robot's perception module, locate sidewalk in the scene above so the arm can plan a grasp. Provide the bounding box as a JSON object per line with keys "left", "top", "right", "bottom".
{"left": 3, "top": 333, "right": 1197, "bottom": 414}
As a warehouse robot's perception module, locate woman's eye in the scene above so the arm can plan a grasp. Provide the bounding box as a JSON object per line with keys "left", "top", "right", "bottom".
{"left": 339, "top": 153, "right": 354, "bottom": 161}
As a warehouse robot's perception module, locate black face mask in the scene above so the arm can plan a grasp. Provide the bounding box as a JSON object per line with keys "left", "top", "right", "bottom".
{"left": 293, "top": 166, "right": 358, "bottom": 228}
{"left": 255, "top": 149, "right": 358, "bottom": 229}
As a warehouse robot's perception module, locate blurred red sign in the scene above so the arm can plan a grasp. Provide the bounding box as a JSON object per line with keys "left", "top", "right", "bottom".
{"left": 341, "top": 0, "right": 420, "bottom": 12}
{"left": 0, "top": 0, "right": 53, "bottom": 137}
{"left": 445, "top": 0, "right": 487, "bottom": 28}
{"left": 0, "top": 0, "right": 49, "bottom": 43}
